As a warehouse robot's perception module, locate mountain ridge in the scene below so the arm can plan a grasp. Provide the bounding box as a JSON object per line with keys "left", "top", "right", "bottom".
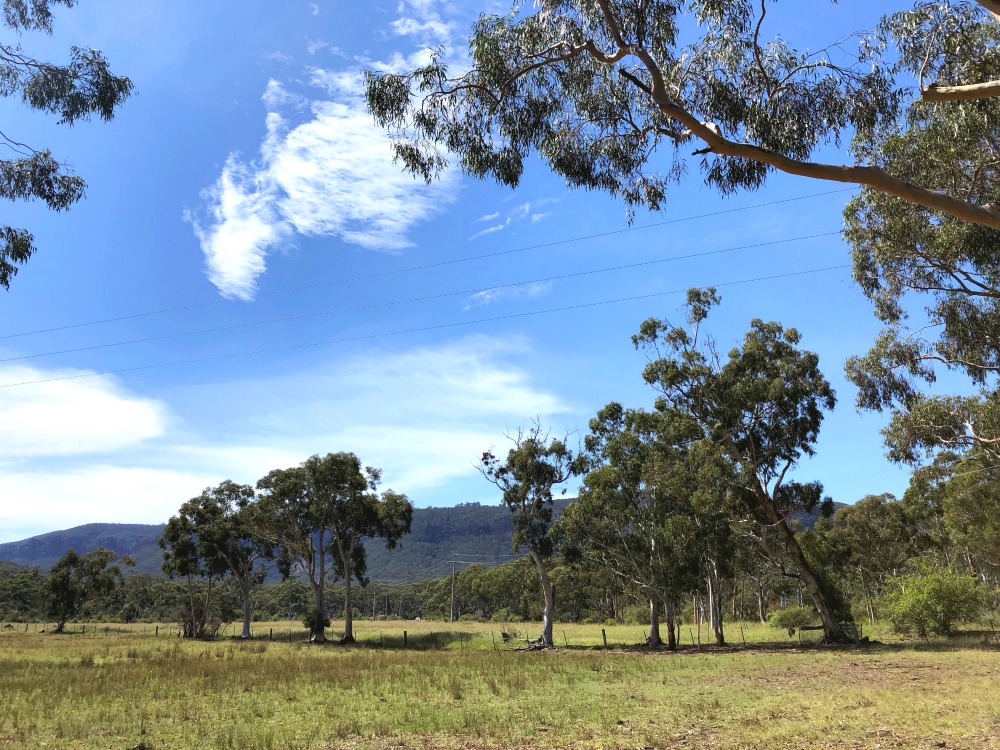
{"left": 0, "top": 498, "right": 840, "bottom": 581}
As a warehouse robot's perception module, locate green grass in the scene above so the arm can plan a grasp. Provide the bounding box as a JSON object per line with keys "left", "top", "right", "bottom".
{"left": 0, "top": 619, "right": 998, "bottom": 749}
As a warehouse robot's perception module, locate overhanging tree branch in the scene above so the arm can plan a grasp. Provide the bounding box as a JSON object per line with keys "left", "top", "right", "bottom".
{"left": 922, "top": 80, "right": 1000, "bottom": 102}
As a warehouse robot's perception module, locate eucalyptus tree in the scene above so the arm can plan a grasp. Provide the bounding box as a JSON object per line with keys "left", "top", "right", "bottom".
{"left": 815, "top": 493, "right": 927, "bottom": 623}
{"left": 845, "top": 2, "right": 1000, "bottom": 463}
{"left": 633, "top": 288, "right": 852, "bottom": 642}
{"left": 169, "top": 481, "right": 275, "bottom": 639}
{"left": 44, "top": 547, "right": 131, "bottom": 633}
{"left": 160, "top": 504, "right": 230, "bottom": 639}
{"left": 257, "top": 452, "right": 413, "bottom": 643}
{"left": 561, "top": 402, "right": 703, "bottom": 648}
{"left": 1, "top": 0, "right": 133, "bottom": 288}
{"left": 256, "top": 463, "right": 337, "bottom": 643}
{"left": 318, "top": 455, "right": 413, "bottom": 643}
{"left": 365, "top": 0, "right": 1000, "bottom": 462}
{"left": 479, "top": 422, "right": 584, "bottom": 647}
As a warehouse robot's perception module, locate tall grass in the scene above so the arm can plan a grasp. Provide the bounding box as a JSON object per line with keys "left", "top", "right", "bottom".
{"left": 0, "top": 619, "right": 997, "bottom": 749}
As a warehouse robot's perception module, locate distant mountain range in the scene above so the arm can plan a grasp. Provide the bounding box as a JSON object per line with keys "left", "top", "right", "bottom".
{"left": 0, "top": 498, "right": 839, "bottom": 581}
{"left": 0, "top": 502, "right": 565, "bottom": 581}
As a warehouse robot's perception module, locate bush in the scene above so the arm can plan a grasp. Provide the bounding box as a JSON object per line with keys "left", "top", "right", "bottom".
{"left": 302, "top": 608, "right": 331, "bottom": 635}
{"left": 490, "top": 608, "right": 522, "bottom": 623}
{"left": 884, "top": 568, "right": 987, "bottom": 637}
{"left": 768, "top": 605, "right": 819, "bottom": 631}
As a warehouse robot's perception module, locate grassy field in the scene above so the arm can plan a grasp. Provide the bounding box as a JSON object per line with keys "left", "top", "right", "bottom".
{"left": 1, "top": 619, "right": 998, "bottom": 750}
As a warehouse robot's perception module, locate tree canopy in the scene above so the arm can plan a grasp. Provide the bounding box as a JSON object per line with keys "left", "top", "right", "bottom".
{"left": 365, "top": 0, "right": 1000, "bottom": 466}
{"left": 44, "top": 546, "right": 131, "bottom": 633}
{"left": 632, "top": 288, "right": 850, "bottom": 641}
{"left": 1, "top": 0, "right": 132, "bottom": 289}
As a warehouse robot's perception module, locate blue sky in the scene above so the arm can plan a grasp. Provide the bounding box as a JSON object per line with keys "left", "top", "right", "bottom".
{"left": 0, "top": 0, "right": 922, "bottom": 542}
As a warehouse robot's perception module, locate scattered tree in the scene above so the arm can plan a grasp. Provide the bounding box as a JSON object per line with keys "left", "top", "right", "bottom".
{"left": 1, "top": 0, "right": 133, "bottom": 288}
{"left": 44, "top": 547, "right": 131, "bottom": 633}
{"left": 168, "top": 481, "right": 274, "bottom": 639}
{"left": 160, "top": 507, "right": 228, "bottom": 639}
{"left": 480, "top": 422, "right": 584, "bottom": 647}
{"left": 633, "top": 288, "right": 852, "bottom": 642}
{"left": 257, "top": 452, "right": 412, "bottom": 644}
{"left": 317, "top": 454, "right": 413, "bottom": 643}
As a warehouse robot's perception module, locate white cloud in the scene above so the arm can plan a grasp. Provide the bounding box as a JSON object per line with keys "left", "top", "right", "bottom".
{"left": 469, "top": 198, "right": 560, "bottom": 239}
{"left": 469, "top": 217, "right": 511, "bottom": 240}
{"left": 0, "top": 466, "right": 216, "bottom": 538}
{"left": 0, "top": 365, "right": 167, "bottom": 460}
{"left": 173, "top": 336, "right": 570, "bottom": 493}
{"left": 0, "top": 337, "right": 573, "bottom": 541}
{"left": 463, "top": 281, "right": 553, "bottom": 309}
{"left": 186, "top": 145, "right": 291, "bottom": 301}
{"left": 264, "top": 50, "right": 294, "bottom": 65}
{"left": 190, "top": 67, "right": 458, "bottom": 299}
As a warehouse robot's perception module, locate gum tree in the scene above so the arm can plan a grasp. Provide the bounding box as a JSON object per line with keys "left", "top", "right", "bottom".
{"left": 257, "top": 452, "right": 413, "bottom": 644}
{"left": 169, "top": 481, "right": 275, "bottom": 639}
{"left": 1, "top": 0, "right": 132, "bottom": 288}
{"left": 319, "top": 455, "right": 413, "bottom": 644}
{"left": 365, "top": 0, "right": 1000, "bottom": 461}
{"left": 44, "top": 547, "right": 131, "bottom": 633}
{"left": 479, "top": 422, "right": 584, "bottom": 647}
{"left": 633, "top": 288, "right": 851, "bottom": 642}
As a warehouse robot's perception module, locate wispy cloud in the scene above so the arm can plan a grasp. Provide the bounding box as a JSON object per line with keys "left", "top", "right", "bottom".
{"left": 468, "top": 198, "right": 560, "bottom": 240}
{"left": 189, "top": 1, "right": 467, "bottom": 300}
{"left": 189, "top": 71, "right": 458, "bottom": 299}
{"left": 463, "top": 281, "right": 553, "bottom": 310}
{"left": 469, "top": 217, "right": 511, "bottom": 240}
{"left": 186, "top": 146, "right": 290, "bottom": 301}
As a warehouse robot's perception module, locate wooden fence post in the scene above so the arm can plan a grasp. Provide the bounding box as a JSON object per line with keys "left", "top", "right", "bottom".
{"left": 602, "top": 628, "right": 608, "bottom": 649}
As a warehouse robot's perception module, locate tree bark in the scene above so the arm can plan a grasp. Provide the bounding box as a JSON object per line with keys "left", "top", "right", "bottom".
{"left": 310, "top": 535, "right": 327, "bottom": 644}
{"left": 663, "top": 599, "right": 677, "bottom": 651}
{"left": 530, "top": 550, "right": 555, "bottom": 647}
{"left": 922, "top": 80, "right": 1000, "bottom": 102}
{"left": 343, "top": 574, "right": 355, "bottom": 643}
{"left": 706, "top": 561, "right": 726, "bottom": 646}
{"left": 648, "top": 593, "right": 663, "bottom": 646}
{"left": 240, "top": 582, "right": 252, "bottom": 639}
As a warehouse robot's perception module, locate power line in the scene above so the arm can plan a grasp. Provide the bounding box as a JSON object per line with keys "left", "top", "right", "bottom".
{"left": 0, "top": 263, "right": 850, "bottom": 389}
{"left": 0, "top": 231, "right": 840, "bottom": 364}
{"left": 0, "top": 187, "right": 854, "bottom": 341}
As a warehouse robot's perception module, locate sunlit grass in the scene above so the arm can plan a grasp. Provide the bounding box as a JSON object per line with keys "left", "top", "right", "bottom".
{"left": 0, "top": 619, "right": 997, "bottom": 749}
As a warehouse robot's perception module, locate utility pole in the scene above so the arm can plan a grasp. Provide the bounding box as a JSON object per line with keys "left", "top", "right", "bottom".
{"left": 450, "top": 561, "right": 457, "bottom": 623}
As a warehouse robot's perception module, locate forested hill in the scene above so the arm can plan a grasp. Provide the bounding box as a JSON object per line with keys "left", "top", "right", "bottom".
{"left": 0, "top": 524, "right": 166, "bottom": 575}
{"left": 0, "top": 498, "right": 839, "bottom": 581}
{"left": 0, "top": 502, "right": 573, "bottom": 581}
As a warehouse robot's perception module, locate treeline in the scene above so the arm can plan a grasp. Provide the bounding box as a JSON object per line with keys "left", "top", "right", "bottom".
{"left": 3, "top": 293, "right": 998, "bottom": 645}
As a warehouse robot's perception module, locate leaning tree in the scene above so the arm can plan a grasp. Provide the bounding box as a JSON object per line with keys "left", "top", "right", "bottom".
{"left": 633, "top": 288, "right": 852, "bottom": 642}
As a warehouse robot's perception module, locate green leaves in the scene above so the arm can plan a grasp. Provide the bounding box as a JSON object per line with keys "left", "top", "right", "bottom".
{"left": 0, "top": 1, "right": 132, "bottom": 289}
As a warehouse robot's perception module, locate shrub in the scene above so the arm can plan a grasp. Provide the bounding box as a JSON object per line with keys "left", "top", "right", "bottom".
{"left": 490, "top": 608, "right": 522, "bottom": 623}
{"left": 302, "top": 608, "right": 331, "bottom": 635}
{"left": 884, "top": 568, "right": 987, "bottom": 637}
{"left": 768, "top": 605, "right": 819, "bottom": 631}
